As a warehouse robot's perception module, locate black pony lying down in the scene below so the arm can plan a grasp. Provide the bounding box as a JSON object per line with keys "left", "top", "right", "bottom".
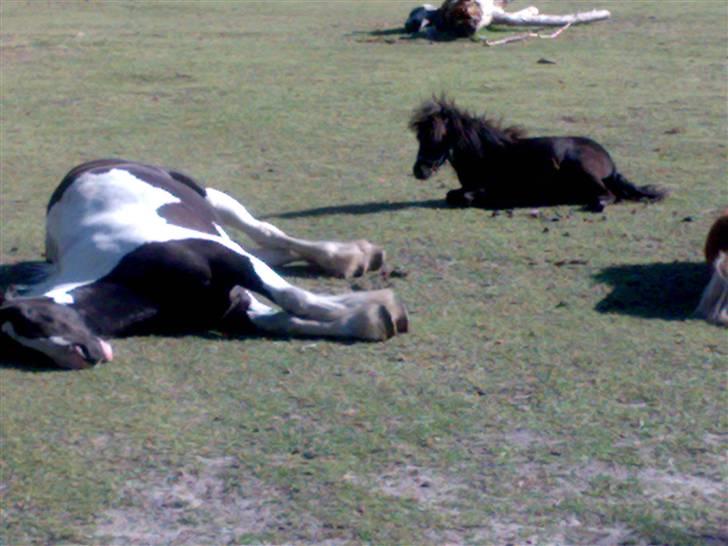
{"left": 409, "top": 98, "right": 667, "bottom": 212}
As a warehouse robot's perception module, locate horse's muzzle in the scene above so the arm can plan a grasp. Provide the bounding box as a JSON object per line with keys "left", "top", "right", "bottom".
{"left": 413, "top": 161, "right": 433, "bottom": 180}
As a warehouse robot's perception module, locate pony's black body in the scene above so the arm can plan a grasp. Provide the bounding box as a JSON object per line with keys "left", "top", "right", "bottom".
{"left": 410, "top": 99, "right": 667, "bottom": 212}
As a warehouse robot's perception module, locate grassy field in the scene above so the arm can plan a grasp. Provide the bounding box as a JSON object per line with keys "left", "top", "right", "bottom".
{"left": 0, "top": 1, "right": 726, "bottom": 544}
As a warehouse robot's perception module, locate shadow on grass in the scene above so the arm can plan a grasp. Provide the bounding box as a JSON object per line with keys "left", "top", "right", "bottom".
{"left": 350, "top": 25, "right": 520, "bottom": 44}
{"left": 593, "top": 261, "right": 707, "bottom": 321}
{"left": 0, "top": 260, "right": 49, "bottom": 287}
{"left": 265, "top": 198, "right": 447, "bottom": 220}
{"left": 0, "top": 340, "right": 68, "bottom": 372}
{"left": 348, "top": 27, "right": 461, "bottom": 43}
{"left": 366, "top": 27, "right": 407, "bottom": 37}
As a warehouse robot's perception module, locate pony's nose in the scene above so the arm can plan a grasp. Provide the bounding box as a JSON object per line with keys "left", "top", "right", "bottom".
{"left": 99, "top": 339, "right": 114, "bottom": 362}
{"left": 413, "top": 162, "right": 429, "bottom": 180}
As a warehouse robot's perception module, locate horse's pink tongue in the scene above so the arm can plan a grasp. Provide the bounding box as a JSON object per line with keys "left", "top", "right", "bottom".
{"left": 99, "top": 339, "right": 114, "bottom": 362}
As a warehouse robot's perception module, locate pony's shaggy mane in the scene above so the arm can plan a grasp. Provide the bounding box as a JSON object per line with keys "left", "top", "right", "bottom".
{"left": 409, "top": 98, "right": 527, "bottom": 145}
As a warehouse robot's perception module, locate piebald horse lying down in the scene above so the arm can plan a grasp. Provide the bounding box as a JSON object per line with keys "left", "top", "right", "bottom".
{"left": 0, "top": 160, "right": 408, "bottom": 369}
{"left": 695, "top": 208, "right": 728, "bottom": 326}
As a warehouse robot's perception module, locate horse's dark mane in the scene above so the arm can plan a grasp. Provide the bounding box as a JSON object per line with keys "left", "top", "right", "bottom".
{"left": 409, "top": 98, "right": 527, "bottom": 153}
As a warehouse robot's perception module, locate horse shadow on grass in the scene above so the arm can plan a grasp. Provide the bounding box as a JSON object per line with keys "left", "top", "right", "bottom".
{"left": 350, "top": 24, "right": 515, "bottom": 43}
{"left": 593, "top": 261, "right": 707, "bottom": 321}
{"left": 264, "top": 198, "right": 447, "bottom": 220}
{"left": 349, "top": 27, "right": 464, "bottom": 43}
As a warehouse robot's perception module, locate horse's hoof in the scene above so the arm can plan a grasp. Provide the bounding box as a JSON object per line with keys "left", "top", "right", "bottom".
{"left": 585, "top": 201, "right": 606, "bottom": 213}
{"left": 355, "top": 240, "right": 386, "bottom": 273}
{"left": 348, "top": 303, "right": 396, "bottom": 341}
{"left": 394, "top": 303, "right": 409, "bottom": 334}
{"left": 366, "top": 246, "right": 385, "bottom": 272}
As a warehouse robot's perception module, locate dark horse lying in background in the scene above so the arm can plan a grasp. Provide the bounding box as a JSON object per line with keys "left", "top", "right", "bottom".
{"left": 409, "top": 98, "right": 668, "bottom": 212}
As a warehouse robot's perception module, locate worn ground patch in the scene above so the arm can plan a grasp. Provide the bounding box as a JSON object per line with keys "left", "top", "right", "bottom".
{"left": 93, "top": 457, "right": 274, "bottom": 545}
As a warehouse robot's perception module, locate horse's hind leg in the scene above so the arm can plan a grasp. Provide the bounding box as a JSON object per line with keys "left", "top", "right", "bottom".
{"left": 567, "top": 171, "right": 615, "bottom": 212}
{"left": 205, "top": 188, "right": 384, "bottom": 278}
{"left": 585, "top": 189, "right": 616, "bottom": 213}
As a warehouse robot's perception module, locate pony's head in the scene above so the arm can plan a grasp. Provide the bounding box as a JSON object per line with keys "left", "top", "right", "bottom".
{"left": 0, "top": 293, "right": 113, "bottom": 370}
{"left": 410, "top": 97, "right": 527, "bottom": 180}
{"left": 409, "top": 98, "right": 456, "bottom": 180}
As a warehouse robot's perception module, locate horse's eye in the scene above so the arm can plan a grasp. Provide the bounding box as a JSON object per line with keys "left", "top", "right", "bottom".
{"left": 74, "top": 344, "right": 90, "bottom": 360}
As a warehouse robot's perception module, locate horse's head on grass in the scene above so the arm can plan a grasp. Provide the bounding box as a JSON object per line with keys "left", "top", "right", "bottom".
{"left": 0, "top": 292, "right": 113, "bottom": 370}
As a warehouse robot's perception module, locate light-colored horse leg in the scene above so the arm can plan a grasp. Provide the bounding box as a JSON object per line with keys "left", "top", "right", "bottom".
{"left": 695, "top": 253, "right": 728, "bottom": 326}
{"left": 205, "top": 188, "right": 384, "bottom": 278}
{"left": 232, "top": 247, "right": 407, "bottom": 334}
{"left": 247, "top": 248, "right": 299, "bottom": 267}
{"left": 241, "top": 291, "right": 398, "bottom": 341}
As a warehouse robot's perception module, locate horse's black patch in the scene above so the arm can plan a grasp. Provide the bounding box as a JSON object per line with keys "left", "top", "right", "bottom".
{"left": 69, "top": 239, "right": 273, "bottom": 337}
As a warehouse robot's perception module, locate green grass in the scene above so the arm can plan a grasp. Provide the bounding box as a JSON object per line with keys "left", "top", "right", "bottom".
{"left": 1, "top": 1, "right": 726, "bottom": 544}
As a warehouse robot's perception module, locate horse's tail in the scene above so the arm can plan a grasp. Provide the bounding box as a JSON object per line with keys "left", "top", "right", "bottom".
{"left": 605, "top": 172, "right": 668, "bottom": 202}
{"left": 694, "top": 251, "right": 728, "bottom": 326}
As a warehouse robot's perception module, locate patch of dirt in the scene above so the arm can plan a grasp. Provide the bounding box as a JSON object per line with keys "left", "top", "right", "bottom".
{"left": 345, "top": 464, "right": 462, "bottom": 508}
{"left": 424, "top": 518, "right": 647, "bottom": 546}
{"left": 94, "top": 457, "right": 283, "bottom": 545}
{"left": 638, "top": 468, "right": 723, "bottom": 500}
{"left": 0, "top": 45, "right": 35, "bottom": 64}
{"left": 376, "top": 465, "right": 461, "bottom": 506}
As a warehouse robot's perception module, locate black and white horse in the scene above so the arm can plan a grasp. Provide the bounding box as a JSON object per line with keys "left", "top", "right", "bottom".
{"left": 0, "top": 159, "right": 408, "bottom": 369}
{"left": 405, "top": 0, "right": 516, "bottom": 37}
{"left": 409, "top": 98, "right": 668, "bottom": 212}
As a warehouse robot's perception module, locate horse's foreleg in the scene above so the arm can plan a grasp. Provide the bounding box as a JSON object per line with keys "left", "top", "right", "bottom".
{"left": 446, "top": 188, "right": 473, "bottom": 207}
{"left": 446, "top": 188, "right": 491, "bottom": 207}
{"left": 211, "top": 245, "right": 408, "bottom": 336}
{"left": 205, "top": 188, "right": 384, "bottom": 278}
{"left": 220, "top": 288, "right": 404, "bottom": 341}
{"left": 246, "top": 291, "right": 399, "bottom": 340}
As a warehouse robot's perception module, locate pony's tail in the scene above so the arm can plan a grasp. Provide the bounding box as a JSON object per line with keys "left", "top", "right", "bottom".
{"left": 694, "top": 252, "right": 728, "bottom": 326}
{"left": 605, "top": 172, "right": 668, "bottom": 202}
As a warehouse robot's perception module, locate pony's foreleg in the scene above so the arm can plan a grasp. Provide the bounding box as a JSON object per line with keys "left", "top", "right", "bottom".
{"left": 695, "top": 252, "right": 728, "bottom": 326}
{"left": 205, "top": 188, "right": 384, "bottom": 278}
{"left": 446, "top": 188, "right": 490, "bottom": 207}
